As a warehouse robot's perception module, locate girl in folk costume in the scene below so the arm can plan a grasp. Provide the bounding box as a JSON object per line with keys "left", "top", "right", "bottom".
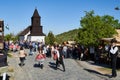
{"left": 35, "top": 46, "right": 46, "bottom": 69}
{"left": 19, "top": 46, "right": 27, "bottom": 67}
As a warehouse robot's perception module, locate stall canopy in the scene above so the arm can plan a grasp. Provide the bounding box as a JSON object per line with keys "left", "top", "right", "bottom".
{"left": 101, "top": 38, "right": 120, "bottom": 46}
{"left": 101, "top": 29, "right": 120, "bottom": 46}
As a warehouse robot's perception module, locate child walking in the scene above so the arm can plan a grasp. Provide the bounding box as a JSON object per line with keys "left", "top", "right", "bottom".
{"left": 19, "top": 46, "right": 26, "bottom": 67}
{"left": 35, "top": 46, "right": 46, "bottom": 69}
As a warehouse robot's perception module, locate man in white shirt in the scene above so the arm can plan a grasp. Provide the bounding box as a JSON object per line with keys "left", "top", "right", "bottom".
{"left": 55, "top": 45, "right": 65, "bottom": 72}
{"left": 110, "top": 38, "right": 118, "bottom": 78}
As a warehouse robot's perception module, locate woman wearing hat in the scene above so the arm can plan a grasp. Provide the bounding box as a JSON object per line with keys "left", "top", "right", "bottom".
{"left": 109, "top": 38, "right": 118, "bottom": 78}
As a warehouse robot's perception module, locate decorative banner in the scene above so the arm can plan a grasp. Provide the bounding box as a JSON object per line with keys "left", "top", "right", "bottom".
{"left": 5, "top": 24, "right": 9, "bottom": 30}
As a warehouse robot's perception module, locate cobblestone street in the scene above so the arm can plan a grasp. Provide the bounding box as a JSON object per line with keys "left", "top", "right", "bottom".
{"left": 6, "top": 49, "right": 120, "bottom": 80}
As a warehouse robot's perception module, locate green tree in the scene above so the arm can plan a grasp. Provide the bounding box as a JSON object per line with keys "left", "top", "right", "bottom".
{"left": 56, "top": 29, "right": 79, "bottom": 44}
{"left": 45, "top": 31, "right": 55, "bottom": 45}
{"left": 4, "top": 33, "right": 13, "bottom": 41}
{"left": 77, "top": 10, "right": 118, "bottom": 46}
{"left": 4, "top": 33, "right": 19, "bottom": 42}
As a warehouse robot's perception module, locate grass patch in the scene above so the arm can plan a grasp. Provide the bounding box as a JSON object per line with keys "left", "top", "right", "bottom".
{"left": 0, "top": 66, "right": 14, "bottom": 74}
{"left": 0, "top": 67, "right": 8, "bottom": 74}
{"left": 96, "top": 67, "right": 111, "bottom": 74}
{"left": 9, "top": 76, "right": 14, "bottom": 80}
{"left": 7, "top": 53, "right": 13, "bottom": 58}
{"left": 8, "top": 67, "right": 14, "bottom": 72}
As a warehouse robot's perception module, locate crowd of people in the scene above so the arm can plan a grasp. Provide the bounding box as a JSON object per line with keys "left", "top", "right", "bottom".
{"left": 3, "top": 39, "right": 120, "bottom": 77}
{"left": 4, "top": 40, "right": 114, "bottom": 63}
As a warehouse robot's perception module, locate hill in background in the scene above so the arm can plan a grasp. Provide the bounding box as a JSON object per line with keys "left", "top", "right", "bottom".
{"left": 56, "top": 29, "right": 79, "bottom": 43}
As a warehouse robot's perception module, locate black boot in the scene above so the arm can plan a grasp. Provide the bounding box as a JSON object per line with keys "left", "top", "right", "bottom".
{"left": 41, "top": 64, "right": 43, "bottom": 69}
{"left": 63, "top": 69, "right": 65, "bottom": 72}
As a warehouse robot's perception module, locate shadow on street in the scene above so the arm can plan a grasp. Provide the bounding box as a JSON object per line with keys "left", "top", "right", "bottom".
{"left": 48, "top": 62, "right": 63, "bottom": 71}
{"left": 84, "top": 68, "right": 111, "bottom": 78}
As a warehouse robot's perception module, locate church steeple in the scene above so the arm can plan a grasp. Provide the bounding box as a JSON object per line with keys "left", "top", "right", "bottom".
{"left": 31, "top": 8, "right": 41, "bottom": 26}
{"left": 29, "top": 8, "right": 45, "bottom": 36}
{"left": 19, "top": 8, "right": 45, "bottom": 43}
{"left": 32, "top": 8, "right": 41, "bottom": 18}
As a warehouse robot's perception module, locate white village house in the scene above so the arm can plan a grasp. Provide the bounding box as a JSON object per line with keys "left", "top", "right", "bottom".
{"left": 19, "top": 9, "right": 46, "bottom": 43}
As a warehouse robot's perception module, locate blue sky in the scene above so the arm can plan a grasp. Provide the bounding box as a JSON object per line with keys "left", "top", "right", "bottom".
{"left": 0, "top": 0, "right": 120, "bottom": 35}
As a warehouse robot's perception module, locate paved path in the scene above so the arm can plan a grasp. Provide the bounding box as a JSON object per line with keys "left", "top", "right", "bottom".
{"left": 7, "top": 49, "right": 120, "bottom": 80}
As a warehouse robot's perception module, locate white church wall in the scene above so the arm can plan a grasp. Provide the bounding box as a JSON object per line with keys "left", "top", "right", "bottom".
{"left": 29, "top": 36, "right": 45, "bottom": 43}
{"left": 27, "top": 36, "right": 31, "bottom": 42}
{"left": 19, "top": 31, "right": 30, "bottom": 41}
{"left": 24, "top": 31, "right": 30, "bottom": 40}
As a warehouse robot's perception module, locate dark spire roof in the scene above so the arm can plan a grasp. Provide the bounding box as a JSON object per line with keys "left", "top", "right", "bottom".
{"left": 32, "top": 8, "right": 40, "bottom": 18}
{"left": 29, "top": 32, "right": 46, "bottom": 36}
{"left": 19, "top": 26, "right": 46, "bottom": 36}
{"left": 19, "top": 9, "right": 46, "bottom": 36}
{"left": 19, "top": 26, "right": 31, "bottom": 36}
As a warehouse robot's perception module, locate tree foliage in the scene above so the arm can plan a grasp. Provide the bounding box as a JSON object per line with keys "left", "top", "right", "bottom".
{"left": 4, "top": 33, "right": 13, "bottom": 41}
{"left": 4, "top": 33, "right": 19, "bottom": 42}
{"left": 45, "top": 31, "right": 55, "bottom": 45}
{"left": 56, "top": 29, "right": 79, "bottom": 44}
{"left": 77, "top": 10, "right": 118, "bottom": 46}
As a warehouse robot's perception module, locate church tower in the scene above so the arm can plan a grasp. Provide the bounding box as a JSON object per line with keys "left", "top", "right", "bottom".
{"left": 31, "top": 8, "right": 41, "bottom": 26}
{"left": 30, "top": 8, "right": 44, "bottom": 36}
{"left": 19, "top": 8, "right": 45, "bottom": 43}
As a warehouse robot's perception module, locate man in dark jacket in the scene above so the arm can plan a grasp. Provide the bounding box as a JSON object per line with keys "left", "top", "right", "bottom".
{"left": 55, "top": 46, "right": 65, "bottom": 72}
{"left": 110, "top": 38, "right": 118, "bottom": 78}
